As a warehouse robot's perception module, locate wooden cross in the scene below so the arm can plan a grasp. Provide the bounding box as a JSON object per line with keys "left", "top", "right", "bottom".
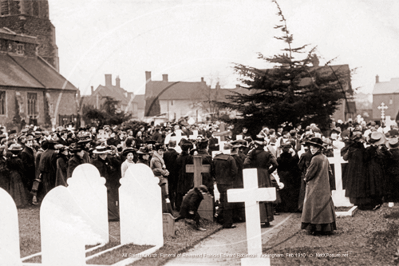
{"left": 227, "top": 169, "right": 276, "bottom": 258}
{"left": 186, "top": 156, "right": 211, "bottom": 187}
{"left": 328, "top": 149, "right": 352, "bottom": 207}
{"left": 378, "top": 102, "right": 388, "bottom": 120}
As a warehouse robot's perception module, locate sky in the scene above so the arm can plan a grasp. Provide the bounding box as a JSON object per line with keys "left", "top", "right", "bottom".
{"left": 48, "top": 0, "right": 399, "bottom": 96}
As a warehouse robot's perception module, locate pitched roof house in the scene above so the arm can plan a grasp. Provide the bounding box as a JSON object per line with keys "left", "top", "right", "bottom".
{"left": 81, "top": 74, "right": 145, "bottom": 120}
{"left": 372, "top": 76, "right": 399, "bottom": 122}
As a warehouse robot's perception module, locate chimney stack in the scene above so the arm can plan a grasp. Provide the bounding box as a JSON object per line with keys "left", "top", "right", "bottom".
{"left": 376, "top": 75, "right": 379, "bottom": 83}
{"left": 105, "top": 74, "right": 112, "bottom": 87}
{"left": 116, "top": 76, "right": 121, "bottom": 88}
{"left": 145, "top": 71, "right": 151, "bottom": 82}
{"left": 201, "top": 77, "right": 204, "bottom": 82}
{"left": 162, "top": 74, "right": 168, "bottom": 82}
{"left": 91, "top": 86, "right": 94, "bottom": 94}
{"left": 236, "top": 84, "right": 240, "bottom": 89}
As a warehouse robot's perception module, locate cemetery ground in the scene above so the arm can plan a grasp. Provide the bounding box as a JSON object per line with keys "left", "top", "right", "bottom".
{"left": 18, "top": 203, "right": 399, "bottom": 266}
{"left": 18, "top": 204, "right": 222, "bottom": 265}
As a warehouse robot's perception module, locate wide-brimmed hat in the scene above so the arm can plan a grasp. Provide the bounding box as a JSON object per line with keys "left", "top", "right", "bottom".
{"left": 254, "top": 135, "right": 265, "bottom": 145}
{"left": 386, "top": 138, "right": 399, "bottom": 149}
{"left": 350, "top": 130, "right": 363, "bottom": 141}
{"left": 368, "top": 132, "right": 386, "bottom": 145}
{"left": 77, "top": 135, "right": 92, "bottom": 144}
{"left": 93, "top": 145, "right": 109, "bottom": 154}
{"left": 9, "top": 143, "right": 23, "bottom": 153}
{"left": 122, "top": 147, "right": 136, "bottom": 156}
{"left": 305, "top": 137, "right": 324, "bottom": 148}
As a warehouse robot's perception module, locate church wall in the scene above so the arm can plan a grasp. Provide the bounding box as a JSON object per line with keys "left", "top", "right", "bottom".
{"left": 45, "top": 90, "right": 77, "bottom": 126}
{"left": 0, "top": 86, "right": 46, "bottom": 130}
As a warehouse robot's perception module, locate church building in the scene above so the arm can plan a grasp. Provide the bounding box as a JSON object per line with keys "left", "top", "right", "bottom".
{"left": 0, "top": 0, "right": 78, "bottom": 131}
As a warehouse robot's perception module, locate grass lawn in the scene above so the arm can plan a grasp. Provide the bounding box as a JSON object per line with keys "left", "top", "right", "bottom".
{"left": 263, "top": 203, "right": 399, "bottom": 265}
{"left": 18, "top": 205, "right": 222, "bottom": 265}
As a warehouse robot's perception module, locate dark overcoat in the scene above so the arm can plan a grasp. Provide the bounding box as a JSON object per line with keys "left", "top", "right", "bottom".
{"left": 55, "top": 155, "right": 68, "bottom": 187}
{"left": 38, "top": 148, "right": 57, "bottom": 200}
{"left": 176, "top": 151, "right": 194, "bottom": 194}
{"left": 20, "top": 146, "right": 35, "bottom": 190}
{"left": 301, "top": 151, "right": 336, "bottom": 226}
{"left": 179, "top": 187, "right": 204, "bottom": 218}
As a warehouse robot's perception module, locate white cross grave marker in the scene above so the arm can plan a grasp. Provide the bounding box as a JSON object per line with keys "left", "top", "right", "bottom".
{"left": 328, "top": 149, "right": 352, "bottom": 207}
{"left": 227, "top": 169, "right": 276, "bottom": 266}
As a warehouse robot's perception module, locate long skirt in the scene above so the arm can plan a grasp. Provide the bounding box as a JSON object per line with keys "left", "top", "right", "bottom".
{"left": 9, "top": 171, "right": 28, "bottom": 207}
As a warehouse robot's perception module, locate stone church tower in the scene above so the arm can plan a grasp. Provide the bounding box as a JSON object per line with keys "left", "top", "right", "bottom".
{"left": 0, "top": 0, "right": 59, "bottom": 70}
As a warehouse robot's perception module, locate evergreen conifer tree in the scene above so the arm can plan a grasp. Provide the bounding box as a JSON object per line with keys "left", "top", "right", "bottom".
{"left": 218, "top": 0, "right": 353, "bottom": 134}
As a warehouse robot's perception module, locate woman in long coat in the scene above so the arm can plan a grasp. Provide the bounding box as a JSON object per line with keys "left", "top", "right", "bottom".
{"left": 301, "top": 137, "right": 336, "bottom": 235}
{"left": 175, "top": 142, "right": 193, "bottom": 212}
{"left": 244, "top": 136, "right": 278, "bottom": 227}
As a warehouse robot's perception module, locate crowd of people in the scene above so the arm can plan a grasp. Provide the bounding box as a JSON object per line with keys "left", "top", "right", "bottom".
{"left": 1, "top": 117, "right": 398, "bottom": 235}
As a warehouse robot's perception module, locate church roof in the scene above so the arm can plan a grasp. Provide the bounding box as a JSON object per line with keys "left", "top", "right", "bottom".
{"left": 373, "top": 78, "right": 399, "bottom": 95}
{"left": 0, "top": 53, "right": 77, "bottom": 90}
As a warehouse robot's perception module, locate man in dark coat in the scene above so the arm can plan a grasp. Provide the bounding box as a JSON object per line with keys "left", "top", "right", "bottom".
{"left": 163, "top": 140, "right": 179, "bottom": 210}
{"left": 176, "top": 141, "right": 194, "bottom": 212}
{"left": 37, "top": 140, "right": 58, "bottom": 202}
{"left": 91, "top": 145, "right": 121, "bottom": 221}
{"left": 212, "top": 144, "right": 238, "bottom": 228}
{"left": 196, "top": 139, "right": 214, "bottom": 196}
{"left": 174, "top": 185, "right": 208, "bottom": 231}
{"left": 230, "top": 140, "right": 246, "bottom": 222}
{"left": 67, "top": 143, "right": 85, "bottom": 178}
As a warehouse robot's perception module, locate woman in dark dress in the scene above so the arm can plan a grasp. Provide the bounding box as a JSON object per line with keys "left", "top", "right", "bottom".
{"left": 385, "top": 138, "right": 399, "bottom": 202}
{"left": 175, "top": 141, "right": 194, "bottom": 212}
{"left": 244, "top": 136, "right": 278, "bottom": 227}
{"left": 91, "top": 145, "right": 121, "bottom": 221}
{"left": 277, "top": 143, "right": 301, "bottom": 212}
{"left": 7, "top": 144, "right": 29, "bottom": 207}
{"left": 298, "top": 145, "right": 312, "bottom": 212}
{"left": 342, "top": 131, "right": 368, "bottom": 208}
{"left": 363, "top": 132, "right": 389, "bottom": 210}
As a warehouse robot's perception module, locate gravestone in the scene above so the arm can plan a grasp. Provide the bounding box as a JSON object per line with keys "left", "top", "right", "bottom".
{"left": 0, "top": 188, "right": 21, "bottom": 266}
{"left": 219, "top": 122, "right": 226, "bottom": 141}
{"left": 328, "top": 149, "right": 352, "bottom": 207}
{"left": 41, "top": 186, "right": 100, "bottom": 266}
{"left": 236, "top": 135, "right": 243, "bottom": 140}
{"left": 119, "top": 163, "right": 163, "bottom": 246}
{"left": 163, "top": 213, "right": 175, "bottom": 237}
{"left": 228, "top": 168, "right": 276, "bottom": 266}
{"left": 67, "top": 163, "right": 109, "bottom": 244}
{"left": 186, "top": 155, "right": 214, "bottom": 221}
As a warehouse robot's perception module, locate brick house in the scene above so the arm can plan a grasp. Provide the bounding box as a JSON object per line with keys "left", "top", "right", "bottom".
{"left": 81, "top": 74, "right": 145, "bottom": 120}
{"left": 0, "top": 27, "right": 78, "bottom": 131}
{"left": 372, "top": 75, "right": 399, "bottom": 122}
